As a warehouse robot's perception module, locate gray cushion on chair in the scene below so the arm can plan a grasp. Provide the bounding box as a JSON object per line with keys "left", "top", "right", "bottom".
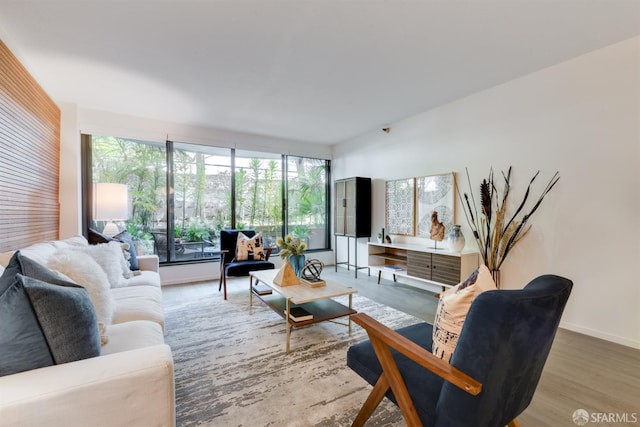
{"left": 225, "top": 260, "right": 275, "bottom": 277}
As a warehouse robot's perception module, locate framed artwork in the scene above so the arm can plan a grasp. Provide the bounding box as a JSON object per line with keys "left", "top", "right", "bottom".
{"left": 385, "top": 178, "right": 415, "bottom": 235}
{"left": 416, "top": 173, "right": 455, "bottom": 238}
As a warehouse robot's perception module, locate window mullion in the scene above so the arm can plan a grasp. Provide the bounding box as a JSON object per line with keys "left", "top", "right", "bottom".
{"left": 167, "top": 140, "right": 175, "bottom": 262}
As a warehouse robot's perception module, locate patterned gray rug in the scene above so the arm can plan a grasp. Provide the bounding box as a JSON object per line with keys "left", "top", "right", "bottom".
{"left": 164, "top": 283, "right": 421, "bottom": 426}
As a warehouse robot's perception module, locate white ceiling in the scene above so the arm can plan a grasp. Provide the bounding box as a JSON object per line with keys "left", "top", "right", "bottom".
{"left": 0, "top": 0, "right": 639, "bottom": 144}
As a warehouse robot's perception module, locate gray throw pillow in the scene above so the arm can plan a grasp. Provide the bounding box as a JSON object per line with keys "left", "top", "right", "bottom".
{"left": 113, "top": 230, "right": 139, "bottom": 271}
{"left": 89, "top": 228, "right": 139, "bottom": 271}
{"left": 18, "top": 253, "right": 80, "bottom": 287}
{"left": 0, "top": 253, "right": 54, "bottom": 376}
{"left": 18, "top": 274, "right": 101, "bottom": 364}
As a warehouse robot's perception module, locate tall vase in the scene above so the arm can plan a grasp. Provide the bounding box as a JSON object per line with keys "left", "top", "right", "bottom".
{"left": 446, "top": 225, "right": 465, "bottom": 253}
{"left": 289, "top": 254, "right": 306, "bottom": 278}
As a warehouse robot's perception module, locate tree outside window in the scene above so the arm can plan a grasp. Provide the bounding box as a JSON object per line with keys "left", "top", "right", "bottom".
{"left": 87, "top": 136, "right": 329, "bottom": 263}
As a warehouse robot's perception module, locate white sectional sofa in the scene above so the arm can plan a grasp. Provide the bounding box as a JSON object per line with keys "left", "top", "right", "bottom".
{"left": 0, "top": 236, "right": 175, "bottom": 427}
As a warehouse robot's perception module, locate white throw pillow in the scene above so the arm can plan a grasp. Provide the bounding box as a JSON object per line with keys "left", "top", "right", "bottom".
{"left": 432, "top": 264, "right": 497, "bottom": 362}
{"left": 77, "top": 241, "right": 130, "bottom": 288}
{"left": 236, "top": 232, "right": 266, "bottom": 261}
{"left": 47, "top": 250, "right": 114, "bottom": 325}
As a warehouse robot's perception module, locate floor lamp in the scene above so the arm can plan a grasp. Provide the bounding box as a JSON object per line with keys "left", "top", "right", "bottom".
{"left": 94, "top": 183, "right": 129, "bottom": 237}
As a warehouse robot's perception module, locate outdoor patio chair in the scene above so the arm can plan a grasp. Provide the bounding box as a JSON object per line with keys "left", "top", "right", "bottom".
{"left": 219, "top": 229, "right": 274, "bottom": 300}
{"left": 346, "top": 274, "right": 573, "bottom": 427}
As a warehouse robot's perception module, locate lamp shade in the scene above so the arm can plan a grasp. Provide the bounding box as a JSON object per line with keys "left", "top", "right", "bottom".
{"left": 93, "top": 183, "right": 129, "bottom": 221}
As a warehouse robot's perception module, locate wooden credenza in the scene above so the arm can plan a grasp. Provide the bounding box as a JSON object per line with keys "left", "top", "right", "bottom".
{"left": 367, "top": 242, "right": 478, "bottom": 291}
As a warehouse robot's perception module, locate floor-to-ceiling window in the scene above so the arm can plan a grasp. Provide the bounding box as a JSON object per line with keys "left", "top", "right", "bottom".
{"left": 89, "top": 135, "right": 167, "bottom": 258}
{"left": 83, "top": 134, "right": 329, "bottom": 264}
{"left": 285, "top": 156, "right": 329, "bottom": 250}
{"left": 234, "top": 150, "right": 283, "bottom": 249}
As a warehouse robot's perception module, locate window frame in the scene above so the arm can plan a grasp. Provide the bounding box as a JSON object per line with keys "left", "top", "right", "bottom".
{"left": 81, "top": 134, "right": 331, "bottom": 265}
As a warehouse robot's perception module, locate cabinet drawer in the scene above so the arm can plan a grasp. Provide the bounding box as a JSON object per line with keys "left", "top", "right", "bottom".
{"left": 407, "top": 251, "right": 431, "bottom": 280}
{"left": 431, "top": 254, "right": 461, "bottom": 285}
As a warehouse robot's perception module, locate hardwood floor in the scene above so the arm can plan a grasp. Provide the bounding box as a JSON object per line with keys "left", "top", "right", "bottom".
{"left": 167, "top": 267, "right": 640, "bottom": 427}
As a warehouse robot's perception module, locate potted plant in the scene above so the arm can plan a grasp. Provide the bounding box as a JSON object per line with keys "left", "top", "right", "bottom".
{"left": 276, "top": 234, "right": 307, "bottom": 277}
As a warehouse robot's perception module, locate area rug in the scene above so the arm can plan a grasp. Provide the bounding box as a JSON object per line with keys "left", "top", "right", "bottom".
{"left": 164, "top": 284, "right": 421, "bottom": 426}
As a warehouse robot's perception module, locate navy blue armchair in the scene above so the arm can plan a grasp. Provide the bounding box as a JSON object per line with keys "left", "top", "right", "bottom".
{"left": 219, "top": 229, "right": 274, "bottom": 300}
{"left": 347, "top": 274, "right": 572, "bottom": 427}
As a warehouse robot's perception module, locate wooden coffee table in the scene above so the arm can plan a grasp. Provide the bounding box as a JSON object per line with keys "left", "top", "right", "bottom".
{"left": 249, "top": 269, "right": 357, "bottom": 354}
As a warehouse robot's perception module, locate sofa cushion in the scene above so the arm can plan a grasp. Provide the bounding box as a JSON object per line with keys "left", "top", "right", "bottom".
{"left": 0, "top": 253, "right": 54, "bottom": 376}
{"left": 101, "top": 320, "right": 164, "bottom": 355}
{"left": 432, "top": 264, "right": 496, "bottom": 362}
{"left": 17, "top": 242, "right": 57, "bottom": 265}
{"left": 18, "top": 274, "right": 101, "bottom": 364}
{"left": 47, "top": 250, "right": 114, "bottom": 325}
{"left": 125, "top": 270, "right": 161, "bottom": 288}
{"left": 111, "top": 286, "right": 165, "bottom": 331}
{"left": 51, "top": 235, "right": 89, "bottom": 249}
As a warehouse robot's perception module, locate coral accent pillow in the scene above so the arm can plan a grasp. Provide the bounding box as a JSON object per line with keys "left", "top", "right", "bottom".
{"left": 432, "top": 264, "right": 497, "bottom": 362}
{"left": 236, "top": 232, "right": 266, "bottom": 261}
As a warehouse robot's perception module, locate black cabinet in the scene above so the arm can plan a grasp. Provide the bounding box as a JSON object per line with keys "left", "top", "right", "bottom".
{"left": 334, "top": 177, "right": 371, "bottom": 237}
{"left": 334, "top": 177, "right": 371, "bottom": 278}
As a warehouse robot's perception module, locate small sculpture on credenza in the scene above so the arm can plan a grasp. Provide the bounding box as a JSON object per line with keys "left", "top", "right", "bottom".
{"left": 430, "top": 211, "right": 445, "bottom": 249}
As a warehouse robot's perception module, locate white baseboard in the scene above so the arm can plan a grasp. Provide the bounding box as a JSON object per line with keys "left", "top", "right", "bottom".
{"left": 559, "top": 321, "right": 640, "bottom": 349}
{"left": 161, "top": 274, "right": 218, "bottom": 286}
{"left": 159, "top": 262, "right": 220, "bottom": 286}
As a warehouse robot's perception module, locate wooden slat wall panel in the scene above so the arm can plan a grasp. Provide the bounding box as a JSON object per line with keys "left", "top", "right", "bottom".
{"left": 0, "top": 40, "right": 60, "bottom": 252}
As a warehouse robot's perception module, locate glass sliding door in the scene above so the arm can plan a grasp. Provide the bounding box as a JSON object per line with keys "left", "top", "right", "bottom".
{"left": 286, "top": 156, "right": 329, "bottom": 250}
{"left": 234, "top": 149, "right": 283, "bottom": 249}
{"left": 85, "top": 135, "right": 331, "bottom": 265}
{"left": 173, "top": 143, "right": 232, "bottom": 260}
{"left": 90, "top": 135, "right": 167, "bottom": 259}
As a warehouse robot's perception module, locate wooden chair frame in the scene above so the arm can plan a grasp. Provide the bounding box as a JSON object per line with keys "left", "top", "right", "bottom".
{"left": 350, "top": 313, "right": 520, "bottom": 427}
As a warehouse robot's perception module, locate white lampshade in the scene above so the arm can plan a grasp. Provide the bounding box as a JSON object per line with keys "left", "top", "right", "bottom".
{"left": 93, "top": 183, "right": 129, "bottom": 236}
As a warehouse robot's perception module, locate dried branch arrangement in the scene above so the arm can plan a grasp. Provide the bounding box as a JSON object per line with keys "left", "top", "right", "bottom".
{"left": 455, "top": 167, "right": 560, "bottom": 275}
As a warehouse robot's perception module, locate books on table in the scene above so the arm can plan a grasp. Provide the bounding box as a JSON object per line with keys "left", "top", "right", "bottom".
{"left": 286, "top": 306, "right": 313, "bottom": 322}
{"left": 252, "top": 283, "right": 273, "bottom": 296}
{"left": 383, "top": 265, "right": 404, "bottom": 271}
{"left": 300, "top": 277, "right": 326, "bottom": 288}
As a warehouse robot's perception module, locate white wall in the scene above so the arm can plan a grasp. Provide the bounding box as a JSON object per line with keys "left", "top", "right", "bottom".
{"left": 58, "top": 102, "right": 81, "bottom": 238}
{"left": 332, "top": 37, "right": 640, "bottom": 348}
